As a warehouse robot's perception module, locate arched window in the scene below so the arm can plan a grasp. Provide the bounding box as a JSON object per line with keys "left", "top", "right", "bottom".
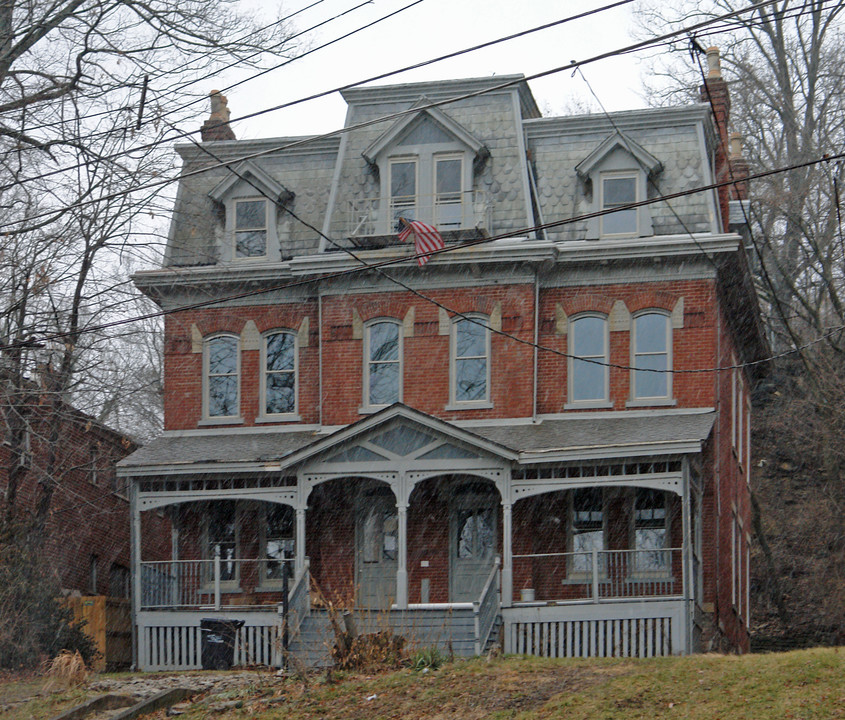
{"left": 451, "top": 315, "right": 490, "bottom": 406}
{"left": 568, "top": 315, "right": 609, "bottom": 406}
{"left": 261, "top": 331, "right": 297, "bottom": 417}
{"left": 363, "top": 320, "right": 402, "bottom": 409}
{"left": 204, "top": 334, "right": 239, "bottom": 419}
{"left": 631, "top": 312, "right": 671, "bottom": 401}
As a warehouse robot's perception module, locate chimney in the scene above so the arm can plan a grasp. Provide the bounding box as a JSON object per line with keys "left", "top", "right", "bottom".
{"left": 699, "top": 47, "right": 731, "bottom": 231}
{"left": 729, "top": 132, "right": 749, "bottom": 201}
{"left": 200, "top": 90, "right": 236, "bottom": 142}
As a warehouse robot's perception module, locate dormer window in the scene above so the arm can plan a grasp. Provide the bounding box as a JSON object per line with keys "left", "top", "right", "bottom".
{"left": 600, "top": 172, "right": 638, "bottom": 236}
{"left": 235, "top": 199, "right": 268, "bottom": 258}
{"left": 390, "top": 158, "right": 417, "bottom": 226}
{"left": 360, "top": 106, "right": 489, "bottom": 238}
{"left": 576, "top": 132, "right": 662, "bottom": 240}
{"left": 208, "top": 161, "right": 293, "bottom": 263}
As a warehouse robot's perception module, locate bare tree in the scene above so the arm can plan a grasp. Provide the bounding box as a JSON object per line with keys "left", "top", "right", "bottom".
{"left": 636, "top": 0, "right": 845, "bottom": 644}
{"left": 0, "top": 0, "right": 297, "bottom": 537}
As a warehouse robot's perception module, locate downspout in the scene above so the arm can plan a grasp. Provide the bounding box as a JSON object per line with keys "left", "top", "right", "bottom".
{"left": 532, "top": 268, "right": 539, "bottom": 421}
{"left": 318, "top": 291, "right": 324, "bottom": 428}
{"left": 713, "top": 302, "right": 722, "bottom": 640}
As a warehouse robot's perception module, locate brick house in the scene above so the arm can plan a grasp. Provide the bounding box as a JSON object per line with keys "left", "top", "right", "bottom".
{"left": 120, "top": 47, "right": 766, "bottom": 670}
{"left": 0, "top": 382, "right": 170, "bottom": 599}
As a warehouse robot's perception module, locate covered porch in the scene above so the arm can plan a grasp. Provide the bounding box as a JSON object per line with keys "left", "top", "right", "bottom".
{"left": 121, "top": 405, "right": 712, "bottom": 668}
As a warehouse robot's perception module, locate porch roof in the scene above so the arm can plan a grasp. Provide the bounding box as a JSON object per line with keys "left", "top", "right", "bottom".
{"left": 471, "top": 410, "right": 716, "bottom": 462}
{"left": 118, "top": 408, "right": 715, "bottom": 475}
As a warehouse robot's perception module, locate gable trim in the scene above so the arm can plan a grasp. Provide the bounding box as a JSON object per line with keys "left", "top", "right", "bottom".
{"left": 362, "top": 102, "right": 489, "bottom": 166}
{"left": 208, "top": 160, "right": 294, "bottom": 205}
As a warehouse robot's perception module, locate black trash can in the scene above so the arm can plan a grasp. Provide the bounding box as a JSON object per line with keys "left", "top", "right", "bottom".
{"left": 200, "top": 618, "right": 244, "bottom": 670}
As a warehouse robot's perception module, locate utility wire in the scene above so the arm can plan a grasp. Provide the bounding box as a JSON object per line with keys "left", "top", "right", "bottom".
{"left": 5, "top": 149, "right": 845, "bottom": 376}
{"left": 0, "top": 0, "right": 772, "bottom": 206}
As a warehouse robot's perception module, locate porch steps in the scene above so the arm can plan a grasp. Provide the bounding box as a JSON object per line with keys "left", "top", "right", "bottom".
{"left": 286, "top": 607, "right": 492, "bottom": 668}
{"left": 287, "top": 613, "right": 334, "bottom": 668}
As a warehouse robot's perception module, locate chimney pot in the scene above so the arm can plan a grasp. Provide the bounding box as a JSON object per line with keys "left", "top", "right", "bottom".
{"left": 729, "top": 132, "right": 743, "bottom": 160}
{"left": 201, "top": 90, "right": 236, "bottom": 142}
{"left": 706, "top": 46, "right": 722, "bottom": 79}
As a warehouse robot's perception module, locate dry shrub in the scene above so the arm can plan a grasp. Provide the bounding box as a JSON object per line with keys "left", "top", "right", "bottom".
{"left": 42, "top": 650, "right": 89, "bottom": 689}
{"left": 331, "top": 630, "right": 406, "bottom": 671}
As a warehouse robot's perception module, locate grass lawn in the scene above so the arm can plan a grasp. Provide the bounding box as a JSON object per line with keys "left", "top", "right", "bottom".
{"left": 1, "top": 647, "right": 843, "bottom": 720}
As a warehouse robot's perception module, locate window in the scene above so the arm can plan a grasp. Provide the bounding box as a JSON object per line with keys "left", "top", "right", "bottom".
{"left": 262, "top": 331, "right": 297, "bottom": 417}
{"left": 88, "top": 445, "right": 98, "bottom": 486}
{"left": 261, "top": 503, "right": 294, "bottom": 584}
{"left": 204, "top": 335, "right": 240, "bottom": 419}
{"left": 205, "top": 501, "right": 238, "bottom": 584}
{"left": 570, "top": 488, "right": 604, "bottom": 574}
{"left": 390, "top": 159, "right": 417, "bottom": 227}
{"left": 435, "top": 155, "right": 463, "bottom": 229}
{"left": 451, "top": 315, "right": 490, "bottom": 405}
{"left": 234, "top": 198, "right": 267, "bottom": 258}
{"left": 364, "top": 321, "right": 401, "bottom": 409}
{"left": 633, "top": 488, "right": 669, "bottom": 574}
{"left": 89, "top": 554, "right": 98, "bottom": 595}
{"left": 568, "top": 316, "right": 609, "bottom": 406}
{"left": 109, "top": 563, "right": 130, "bottom": 599}
{"left": 575, "top": 132, "right": 660, "bottom": 240}
{"left": 632, "top": 312, "right": 672, "bottom": 401}
{"left": 600, "top": 172, "right": 638, "bottom": 236}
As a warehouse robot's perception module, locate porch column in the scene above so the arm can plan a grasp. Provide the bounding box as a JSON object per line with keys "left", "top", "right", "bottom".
{"left": 501, "top": 501, "right": 513, "bottom": 608}
{"left": 295, "top": 507, "right": 306, "bottom": 576}
{"left": 396, "top": 502, "right": 408, "bottom": 609}
{"left": 129, "top": 478, "right": 141, "bottom": 669}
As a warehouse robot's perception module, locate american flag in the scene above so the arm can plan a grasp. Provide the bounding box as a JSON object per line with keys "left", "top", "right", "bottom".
{"left": 397, "top": 218, "right": 444, "bottom": 266}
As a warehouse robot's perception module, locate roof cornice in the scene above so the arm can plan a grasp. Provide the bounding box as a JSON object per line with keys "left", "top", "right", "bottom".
{"left": 524, "top": 104, "right": 713, "bottom": 139}
{"left": 341, "top": 75, "right": 538, "bottom": 117}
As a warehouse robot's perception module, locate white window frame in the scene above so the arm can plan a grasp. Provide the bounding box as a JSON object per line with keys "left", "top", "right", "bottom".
{"left": 629, "top": 488, "right": 672, "bottom": 578}
{"left": 202, "top": 333, "right": 242, "bottom": 422}
{"left": 202, "top": 501, "right": 241, "bottom": 591}
{"left": 566, "top": 314, "right": 611, "bottom": 409}
{"left": 448, "top": 314, "right": 492, "bottom": 409}
{"left": 231, "top": 196, "right": 271, "bottom": 261}
{"left": 257, "top": 502, "right": 295, "bottom": 590}
{"left": 434, "top": 153, "right": 465, "bottom": 230}
{"left": 377, "top": 144, "right": 473, "bottom": 233}
{"left": 568, "top": 488, "right": 606, "bottom": 579}
{"left": 389, "top": 157, "right": 418, "bottom": 230}
{"left": 362, "top": 319, "right": 403, "bottom": 412}
{"left": 258, "top": 330, "right": 299, "bottom": 421}
{"left": 628, "top": 311, "right": 674, "bottom": 406}
{"left": 599, "top": 170, "right": 640, "bottom": 237}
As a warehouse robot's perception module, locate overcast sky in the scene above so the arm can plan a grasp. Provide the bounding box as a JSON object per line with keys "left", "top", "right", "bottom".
{"left": 218, "top": 0, "right": 650, "bottom": 140}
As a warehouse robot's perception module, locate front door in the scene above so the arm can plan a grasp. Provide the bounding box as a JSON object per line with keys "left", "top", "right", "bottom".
{"left": 450, "top": 483, "right": 497, "bottom": 602}
{"left": 356, "top": 485, "right": 398, "bottom": 608}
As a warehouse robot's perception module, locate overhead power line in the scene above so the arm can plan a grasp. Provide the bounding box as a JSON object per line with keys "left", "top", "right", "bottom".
{"left": 0, "top": 0, "right": 638, "bottom": 195}
{"left": 0, "top": 0, "right": 773, "bottom": 207}
{"left": 4, "top": 148, "right": 845, "bottom": 377}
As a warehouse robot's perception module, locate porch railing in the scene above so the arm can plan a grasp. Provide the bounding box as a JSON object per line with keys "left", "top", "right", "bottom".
{"left": 140, "top": 557, "right": 293, "bottom": 610}
{"left": 284, "top": 558, "right": 310, "bottom": 637}
{"left": 511, "top": 548, "right": 682, "bottom": 604}
{"left": 474, "top": 556, "right": 501, "bottom": 655}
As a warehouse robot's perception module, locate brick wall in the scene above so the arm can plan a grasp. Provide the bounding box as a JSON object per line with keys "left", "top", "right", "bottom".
{"left": 0, "top": 408, "right": 170, "bottom": 596}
